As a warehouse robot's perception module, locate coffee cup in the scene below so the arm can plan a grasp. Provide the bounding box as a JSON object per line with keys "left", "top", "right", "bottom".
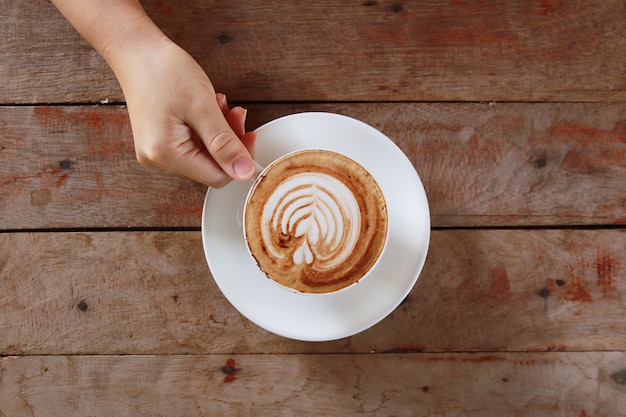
{"left": 243, "top": 149, "right": 388, "bottom": 294}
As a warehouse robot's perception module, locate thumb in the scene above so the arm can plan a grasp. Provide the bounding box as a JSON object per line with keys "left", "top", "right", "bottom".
{"left": 187, "top": 96, "right": 256, "bottom": 181}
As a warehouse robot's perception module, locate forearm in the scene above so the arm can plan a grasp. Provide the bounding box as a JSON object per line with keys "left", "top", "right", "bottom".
{"left": 50, "top": 0, "right": 164, "bottom": 79}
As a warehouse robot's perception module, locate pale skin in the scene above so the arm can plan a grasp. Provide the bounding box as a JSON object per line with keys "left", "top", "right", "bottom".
{"left": 51, "top": 0, "right": 257, "bottom": 187}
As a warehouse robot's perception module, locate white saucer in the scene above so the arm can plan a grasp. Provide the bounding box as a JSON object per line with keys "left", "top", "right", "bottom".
{"left": 202, "top": 112, "right": 430, "bottom": 341}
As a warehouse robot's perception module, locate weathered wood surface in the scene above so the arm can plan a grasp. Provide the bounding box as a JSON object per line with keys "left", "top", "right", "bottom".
{"left": 2, "top": 0, "right": 625, "bottom": 104}
{"left": 0, "top": 105, "right": 207, "bottom": 229}
{"left": 2, "top": 1, "right": 625, "bottom": 415}
{"left": 1, "top": 103, "right": 625, "bottom": 230}
{"left": 2, "top": 352, "right": 626, "bottom": 417}
{"left": 1, "top": 229, "right": 624, "bottom": 355}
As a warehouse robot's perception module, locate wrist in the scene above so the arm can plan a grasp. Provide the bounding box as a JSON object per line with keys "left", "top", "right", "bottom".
{"left": 101, "top": 14, "right": 166, "bottom": 76}
{"left": 52, "top": 0, "right": 169, "bottom": 94}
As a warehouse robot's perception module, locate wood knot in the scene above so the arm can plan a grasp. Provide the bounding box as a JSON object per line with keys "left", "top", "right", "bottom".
{"left": 221, "top": 358, "right": 239, "bottom": 383}
{"left": 221, "top": 365, "right": 235, "bottom": 374}
{"left": 59, "top": 159, "right": 75, "bottom": 170}
{"left": 611, "top": 369, "right": 626, "bottom": 385}
{"left": 538, "top": 288, "right": 550, "bottom": 298}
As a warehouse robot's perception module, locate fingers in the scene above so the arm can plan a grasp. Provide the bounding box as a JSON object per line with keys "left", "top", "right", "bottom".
{"left": 216, "top": 93, "right": 229, "bottom": 114}
{"left": 186, "top": 94, "right": 256, "bottom": 181}
{"left": 216, "top": 94, "right": 247, "bottom": 138}
{"left": 213, "top": 94, "right": 256, "bottom": 167}
{"left": 225, "top": 107, "right": 247, "bottom": 138}
{"left": 134, "top": 93, "right": 256, "bottom": 188}
{"left": 134, "top": 121, "right": 233, "bottom": 188}
{"left": 174, "top": 141, "right": 232, "bottom": 188}
{"left": 240, "top": 131, "right": 257, "bottom": 158}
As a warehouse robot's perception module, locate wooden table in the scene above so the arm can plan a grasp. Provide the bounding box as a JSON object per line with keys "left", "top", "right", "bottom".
{"left": 2, "top": 1, "right": 625, "bottom": 415}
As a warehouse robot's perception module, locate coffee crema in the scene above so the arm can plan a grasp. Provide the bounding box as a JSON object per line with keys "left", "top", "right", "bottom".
{"left": 244, "top": 149, "right": 388, "bottom": 294}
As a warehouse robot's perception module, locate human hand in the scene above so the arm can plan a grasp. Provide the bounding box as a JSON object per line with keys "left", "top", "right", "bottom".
{"left": 50, "top": 0, "right": 256, "bottom": 187}
{"left": 114, "top": 35, "right": 257, "bottom": 187}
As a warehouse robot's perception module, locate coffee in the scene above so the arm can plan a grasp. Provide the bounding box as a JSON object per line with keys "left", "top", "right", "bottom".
{"left": 244, "top": 149, "right": 388, "bottom": 294}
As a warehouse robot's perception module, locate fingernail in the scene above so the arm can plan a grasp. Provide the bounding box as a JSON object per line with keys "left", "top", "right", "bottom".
{"left": 233, "top": 155, "right": 255, "bottom": 179}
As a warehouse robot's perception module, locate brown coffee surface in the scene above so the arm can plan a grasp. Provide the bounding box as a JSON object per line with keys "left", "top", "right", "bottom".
{"left": 244, "top": 149, "right": 388, "bottom": 294}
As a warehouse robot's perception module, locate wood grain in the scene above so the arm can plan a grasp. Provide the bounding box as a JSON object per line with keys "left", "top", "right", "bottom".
{"left": 1, "top": 103, "right": 624, "bottom": 229}
{"left": 2, "top": 352, "right": 626, "bottom": 416}
{"left": 2, "top": 0, "right": 625, "bottom": 104}
{"left": 3, "top": 2, "right": 625, "bottom": 415}
{"left": 0, "top": 105, "right": 206, "bottom": 229}
{"left": 1, "top": 229, "right": 624, "bottom": 355}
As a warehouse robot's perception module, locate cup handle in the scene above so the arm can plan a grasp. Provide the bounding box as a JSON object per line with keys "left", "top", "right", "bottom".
{"left": 251, "top": 161, "right": 265, "bottom": 181}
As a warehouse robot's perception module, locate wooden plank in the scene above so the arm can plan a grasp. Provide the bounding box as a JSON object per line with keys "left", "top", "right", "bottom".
{"left": 0, "top": 105, "right": 206, "bottom": 229}
{"left": 248, "top": 102, "right": 626, "bottom": 228}
{"left": 2, "top": 0, "right": 625, "bottom": 104}
{"left": 1, "top": 352, "right": 625, "bottom": 416}
{"left": 1, "top": 103, "right": 625, "bottom": 229}
{"left": 1, "top": 229, "right": 624, "bottom": 355}
{"left": 0, "top": 0, "right": 120, "bottom": 104}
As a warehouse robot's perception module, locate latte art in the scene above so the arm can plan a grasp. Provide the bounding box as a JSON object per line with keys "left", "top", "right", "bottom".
{"left": 244, "top": 150, "right": 388, "bottom": 294}
{"left": 262, "top": 173, "right": 360, "bottom": 272}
